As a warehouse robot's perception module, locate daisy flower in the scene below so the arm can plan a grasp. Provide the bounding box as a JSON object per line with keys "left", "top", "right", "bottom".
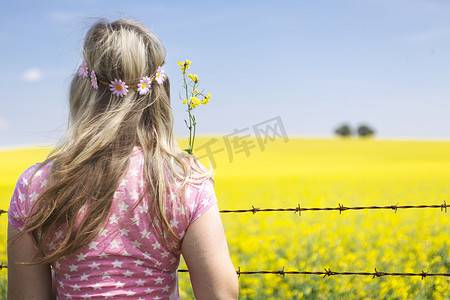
{"left": 90, "top": 70, "right": 98, "bottom": 89}
{"left": 78, "top": 60, "right": 89, "bottom": 79}
{"left": 154, "top": 67, "right": 165, "bottom": 85}
{"left": 109, "top": 79, "right": 129, "bottom": 98}
{"left": 137, "top": 76, "right": 151, "bottom": 95}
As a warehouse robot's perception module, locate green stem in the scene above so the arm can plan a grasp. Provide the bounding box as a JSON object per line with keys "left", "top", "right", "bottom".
{"left": 183, "top": 73, "right": 193, "bottom": 153}
{"left": 191, "top": 115, "right": 197, "bottom": 153}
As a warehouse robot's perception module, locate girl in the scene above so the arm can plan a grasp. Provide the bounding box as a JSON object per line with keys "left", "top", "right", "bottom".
{"left": 8, "top": 19, "right": 238, "bottom": 299}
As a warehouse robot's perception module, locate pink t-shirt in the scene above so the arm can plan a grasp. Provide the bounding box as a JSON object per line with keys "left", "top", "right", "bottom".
{"left": 9, "top": 147, "right": 217, "bottom": 299}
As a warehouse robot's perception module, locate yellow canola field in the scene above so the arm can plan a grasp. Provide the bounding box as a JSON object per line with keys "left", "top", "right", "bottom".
{"left": 1, "top": 138, "right": 449, "bottom": 299}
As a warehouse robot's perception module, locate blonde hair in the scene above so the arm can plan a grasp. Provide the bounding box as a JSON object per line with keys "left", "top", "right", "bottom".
{"left": 21, "top": 19, "right": 212, "bottom": 264}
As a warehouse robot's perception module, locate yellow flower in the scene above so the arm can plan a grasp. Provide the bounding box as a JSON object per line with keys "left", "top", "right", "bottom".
{"left": 193, "top": 89, "right": 198, "bottom": 95}
{"left": 187, "top": 74, "right": 198, "bottom": 82}
{"left": 182, "top": 99, "right": 188, "bottom": 104}
{"left": 177, "top": 61, "right": 183, "bottom": 67}
{"left": 206, "top": 93, "right": 211, "bottom": 99}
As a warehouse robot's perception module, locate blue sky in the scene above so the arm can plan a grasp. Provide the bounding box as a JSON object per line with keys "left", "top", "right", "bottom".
{"left": 1, "top": 0, "right": 450, "bottom": 148}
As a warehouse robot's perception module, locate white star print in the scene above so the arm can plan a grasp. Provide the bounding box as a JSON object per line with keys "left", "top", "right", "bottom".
{"left": 88, "top": 241, "right": 99, "bottom": 250}
{"left": 56, "top": 230, "right": 64, "bottom": 238}
{"left": 170, "top": 219, "right": 179, "bottom": 228}
{"left": 40, "top": 179, "right": 48, "bottom": 188}
{"left": 20, "top": 178, "right": 28, "bottom": 188}
{"left": 130, "top": 215, "right": 140, "bottom": 226}
{"left": 48, "top": 242, "right": 57, "bottom": 251}
{"left": 110, "top": 239, "right": 121, "bottom": 249}
{"left": 126, "top": 290, "right": 137, "bottom": 296}
{"left": 77, "top": 253, "right": 87, "bottom": 261}
{"left": 136, "top": 279, "right": 145, "bottom": 286}
{"left": 185, "top": 186, "right": 193, "bottom": 197}
{"left": 99, "top": 252, "right": 108, "bottom": 259}
{"left": 18, "top": 192, "right": 25, "bottom": 203}
{"left": 64, "top": 273, "right": 71, "bottom": 280}
{"left": 140, "top": 229, "right": 150, "bottom": 239}
{"left": 99, "top": 228, "right": 108, "bottom": 237}
{"left": 129, "top": 168, "right": 139, "bottom": 177}
{"left": 130, "top": 190, "right": 140, "bottom": 200}
{"left": 155, "top": 261, "right": 162, "bottom": 267}
{"left": 144, "top": 268, "right": 153, "bottom": 276}
{"left": 112, "top": 259, "right": 123, "bottom": 268}
{"left": 80, "top": 273, "right": 89, "bottom": 281}
{"left": 114, "top": 281, "right": 125, "bottom": 289}
{"left": 139, "top": 202, "right": 149, "bottom": 213}
{"left": 145, "top": 288, "right": 154, "bottom": 294}
{"left": 104, "top": 291, "right": 114, "bottom": 299}
{"left": 154, "top": 296, "right": 162, "bottom": 300}
{"left": 201, "top": 197, "right": 211, "bottom": 207}
{"left": 152, "top": 241, "right": 161, "bottom": 250}
{"left": 110, "top": 215, "right": 119, "bottom": 224}
{"left": 132, "top": 240, "right": 142, "bottom": 248}
{"left": 170, "top": 257, "right": 177, "bottom": 264}
{"left": 118, "top": 202, "right": 129, "bottom": 212}
{"left": 89, "top": 261, "right": 100, "bottom": 270}
{"left": 161, "top": 251, "right": 169, "bottom": 258}
{"left": 65, "top": 293, "right": 73, "bottom": 299}
{"left": 29, "top": 192, "right": 38, "bottom": 202}
{"left": 134, "top": 259, "right": 144, "bottom": 267}
{"left": 123, "top": 250, "right": 131, "bottom": 256}
{"left": 92, "top": 282, "right": 102, "bottom": 290}
{"left": 102, "top": 272, "right": 111, "bottom": 280}
{"left": 163, "top": 285, "right": 170, "bottom": 292}
{"left": 189, "top": 202, "right": 198, "bottom": 214}
{"left": 176, "top": 205, "right": 186, "bottom": 216}
{"left": 138, "top": 178, "right": 145, "bottom": 188}
{"left": 124, "top": 270, "right": 134, "bottom": 277}
{"left": 119, "top": 228, "right": 130, "bottom": 236}
{"left": 170, "top": 193, "right": 177, "bottom": 202}
{"left": 72, "top": 284, "right": 81, "bottom": 291}
{"left": 155, "top": 277, "right": 164, "bottom": 284}
{"left": 81, "top": 293, "right": 91, "bottom": 299}
{"left": 54, "top": 261, "right": 60, "bottom": 269}
{"left": 119, "top": 178, "right": 128, "bottom": 186}
{"left": 69, "top": 264, "right": 78, "bottom": 272}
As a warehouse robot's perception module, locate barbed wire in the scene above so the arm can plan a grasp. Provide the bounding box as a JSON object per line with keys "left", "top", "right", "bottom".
{"left": 219, "top": 201, "right": 448, "bottom": 215}
{"left": 1, "top": 263, "right": 448, "bottom": 279}
{"left": 180, "top": 267, "right": 450, "bottom": 279}
{"left": 0, "top": 201, "right": 447, "bottom": 218}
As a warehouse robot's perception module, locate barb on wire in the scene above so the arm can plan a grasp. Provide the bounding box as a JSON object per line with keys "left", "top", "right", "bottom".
{"left": 219, "top": 201, "right": 448, "bottom": 215}
{"left": 2, "top": 201, "right": 448, "bottom": 217}
{"left": 0, "top": 263, "right": 6, "bottom": 270}
{"left": 178, "top": 267, "right": 450, "bottom": 279}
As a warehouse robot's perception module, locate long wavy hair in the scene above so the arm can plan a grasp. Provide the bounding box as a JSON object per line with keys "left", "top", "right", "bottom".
{"left": 20, "top": 19, "right": 212, "bottom": 264}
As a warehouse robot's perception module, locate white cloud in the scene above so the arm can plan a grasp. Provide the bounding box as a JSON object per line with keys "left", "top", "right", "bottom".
{"left": 0, "top": 118, "right": 10, "bottom": 130}
{"left": 22, "top": 69, "right": 44, "bottom": 82}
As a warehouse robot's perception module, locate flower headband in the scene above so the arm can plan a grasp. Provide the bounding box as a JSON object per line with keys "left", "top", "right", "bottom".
{"left": 77, "top": 60, "right": 166, "bottom": 98}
